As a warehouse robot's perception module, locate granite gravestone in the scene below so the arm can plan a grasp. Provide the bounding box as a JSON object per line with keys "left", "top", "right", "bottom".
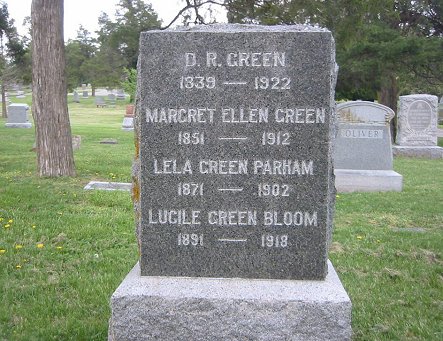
{"left": 396, "top": 94, "right": 438, "bottom": 146}
{"left": 335, "top": 101, "right": 394, "bottom": 170}
{"left": 137, "top": 26, "right": 336, "bottom": 280}
{"left": 5, "top": 103, "right": 32, "bottom": 128}
{"left": 394, "top": 94, "right": 442, "bottom": 158}
{"left": 82, "top": 90, "right": 88, "bottom": 98}
{"left": 109, "top": 25, "right": 351, "bottom": 341}
{"left": 334, "top": 101, "right": 402, "bottom": 192}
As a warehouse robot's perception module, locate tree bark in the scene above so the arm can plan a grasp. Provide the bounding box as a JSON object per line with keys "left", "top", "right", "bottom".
{"left": 31, "top": 0, "right": 75, "bottom": 176}
{"left": 378, "top": 74, "right": 399, "bottom": 143}
{"left": 1, "top": 82, "right": 6, "bottom": 118}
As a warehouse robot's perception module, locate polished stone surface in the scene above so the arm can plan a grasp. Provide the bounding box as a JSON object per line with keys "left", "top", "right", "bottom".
{"left": 135, "top": 24, "right": 337, "bottom": 280}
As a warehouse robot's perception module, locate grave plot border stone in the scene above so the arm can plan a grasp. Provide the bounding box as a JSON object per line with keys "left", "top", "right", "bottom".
{"left": 84, "top": 181, "right": 131, "bottom": 191}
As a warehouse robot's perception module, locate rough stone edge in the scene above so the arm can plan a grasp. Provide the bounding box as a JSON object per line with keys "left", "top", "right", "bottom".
{"left": 334, "top": 169, "right": 403, "bottom": 193}
{"left": 336, "top": 101, "right": 395, "bottom": 123}
{"left": 392, "top": 145, "right": 443, "bottom": 159}
{"left": 108, "top": 260, "right": 352, "bottom": 341}
{"left": 327, "top": 35, "right": 337, "bottom": 255}
{"left": 145, "top": 23, "right": 330, "bottom": 33}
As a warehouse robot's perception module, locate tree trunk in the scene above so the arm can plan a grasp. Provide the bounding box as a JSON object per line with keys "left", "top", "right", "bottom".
{"left": 1, "top": 82, "right": 6, "bottom": 118}
{"left": 31, "top": 0, "right": 75, "bottom": 176}
{"left": 378, "top": 74, "right": 399, "bottom": 143}
{"left": 91, "top": 84, "right": 96, "bottom": 97}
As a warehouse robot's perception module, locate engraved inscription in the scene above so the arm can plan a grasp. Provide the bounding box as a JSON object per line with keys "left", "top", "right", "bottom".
{"left": 407, "top": 100, "right": 432, "bottom": 131}
{"left": 139, "top": 28, "right": 334, "bottom": 279}
{"left": 185, "top": 51, "right": 286, "bottom": 68}
{"left": 340, "top": 129, "right": 383, "bottom": 139}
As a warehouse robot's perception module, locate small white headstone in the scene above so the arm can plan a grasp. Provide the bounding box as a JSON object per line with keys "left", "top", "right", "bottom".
{"left": 5, "top": 103, "right": 32, "bottom": 128}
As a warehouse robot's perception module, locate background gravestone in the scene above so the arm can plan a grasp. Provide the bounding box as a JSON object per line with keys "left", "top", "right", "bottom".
{"left": 109, "top": 24, "right": 351, "bottom": 341}
{"left": 334, "top": 101, "right": 402, "bottom": 192}
{"left": 5, "top": 103, "right": 32, "bottom": 128}
{"left": 116, "top": 89, "right": 126, "bottom": 100}
{"left": 335, "top": 101, "right": 394, "bottom": 170}
{"left": 397, "top": 94, "right": 438, "bottom": 146}
{"left": 394, "top": 94, "right": 443, "bottom": 158}
{"left": 73, "top": 91, "right": 80, "bottom": 103}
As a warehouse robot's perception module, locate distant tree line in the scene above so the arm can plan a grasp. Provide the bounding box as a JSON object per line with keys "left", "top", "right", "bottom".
{"left": 3, "top": 0, "right": 442, "bottom": 112}
{"left": 1, "top": 0, "right": 441, "bottom": 178}
{"left": 221, "top": 0, "right": 443, "bottom": 112}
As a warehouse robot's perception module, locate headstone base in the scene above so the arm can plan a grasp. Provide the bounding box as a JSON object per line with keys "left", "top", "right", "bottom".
{"left": 122, "top": 117, "right": 134, "bottom": 131}
{"left": 5, "top": 122, "right": 32, "bottom": 128}
{"left": 335, "top": 169, "right": 403, "bottom": 192}
{"left": 392, "top": 145, "right": 443, "bottom": 159}
{"left": 108, "top": 261, "right": 352, "bottom": 341}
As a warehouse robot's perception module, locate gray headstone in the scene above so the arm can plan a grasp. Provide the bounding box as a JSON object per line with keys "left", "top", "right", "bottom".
{"left": 334, "top": 101, "right": 395, "bottom": 170}
{"left": 82, "top": 90, "right": 88, "bottom": 98}
{"left": 116, "top": 89, "right": 126, "bottom": 100}
{"left": 5, "top": 103, "right": 32, "bottom": 128}
{"left": 73, "top": 91, "right": 80, "bottom": 103}
{"left": 396, "top": 94, "right": 438, "bottom": 146}
{"left": 134, "top": 24, "right": 337, "bottom": 281}
{"left": 107, "top": 93, "right": 117, "bottom": 107}
{"left": 95, "top": 96, "right": 106, "bottom": 107}
{"left": 333, "top": 101, "right": 403, "bottom": 192}
{"left": 122, "top": 116, "right": 134, "bottom": 131}
{"left": 16, "top": 90, "right": 26, "bottom": 98}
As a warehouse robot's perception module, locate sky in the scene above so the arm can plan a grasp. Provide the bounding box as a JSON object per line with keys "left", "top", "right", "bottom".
{"left": 4, "top": 0, "right": 226, "bottom": 40}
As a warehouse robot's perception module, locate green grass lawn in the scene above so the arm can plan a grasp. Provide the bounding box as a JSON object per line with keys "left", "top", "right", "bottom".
{"left": 0, "top": 97, "right": 442, "bottom": 340}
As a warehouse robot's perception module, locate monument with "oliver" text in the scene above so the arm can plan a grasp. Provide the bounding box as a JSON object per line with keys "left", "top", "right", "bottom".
{"left": 108, "top": 24, "right": 351, "bottom": 341}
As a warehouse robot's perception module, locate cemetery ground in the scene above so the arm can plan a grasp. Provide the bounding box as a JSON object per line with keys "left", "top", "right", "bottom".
{"left": 0, "top": 95, "right": 442, "bottom": 341}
